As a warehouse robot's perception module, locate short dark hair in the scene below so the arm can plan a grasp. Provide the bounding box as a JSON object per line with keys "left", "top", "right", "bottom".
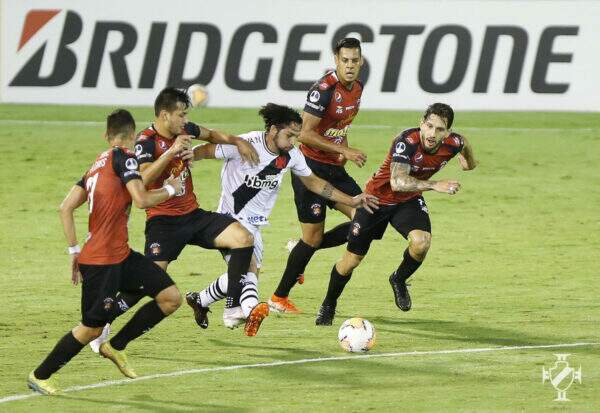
{"left": 258, "top": 103, "right": 302, "bottom": 131}
{"left": 423, "top": 103, "right": 454, "bottom": 129}
{"left": 154, "top": 87, "right": 191, "bottom": 117}
{"left": 333, "top": 37, "right": 361, "bottom": 55}
{"left": 106, "top": 109, "right": 135, "bottom": 139}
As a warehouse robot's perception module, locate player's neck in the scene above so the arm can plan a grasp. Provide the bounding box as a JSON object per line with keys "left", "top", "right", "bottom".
{"left": 265, "top": 134, "right": 280, "bottom": 155}
{"left": 153, "top": 121, "right": 175, "bottom": 140}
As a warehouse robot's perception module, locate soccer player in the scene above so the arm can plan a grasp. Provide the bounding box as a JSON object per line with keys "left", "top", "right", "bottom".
{"left": 314, "top": 103, "right": 478, "bottom": 325}
{"left": 269, "top": 37, "right": 368, "bottom": 313}
{"left": 28, "top": 109, "right": 184, "bottom": 395}
{"left": 185, "top": 103, "right": 378, "bottom": 335}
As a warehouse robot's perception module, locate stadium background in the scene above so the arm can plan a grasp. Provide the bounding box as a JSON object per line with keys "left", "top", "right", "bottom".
{"left": 1, "top": 0, "right": 599, "bottom": 411}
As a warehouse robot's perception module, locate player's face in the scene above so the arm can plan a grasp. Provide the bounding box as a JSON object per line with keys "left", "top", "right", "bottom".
{"left": 273, "top": 122, "right": 301, "bottom": 153}
{"left": 334, "top": 47, "right": 363, "bottom": 85}
{"left": 420, "top": 114, "right": 450, "bottom": 152}
{"left": 161, "top": 102, "right": 188, "bottom": 138}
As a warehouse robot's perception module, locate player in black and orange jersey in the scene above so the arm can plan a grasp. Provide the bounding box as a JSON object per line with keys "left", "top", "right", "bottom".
{"left": 28, "top": 110, "right": 184, "bottom": 395}
{"left": 269, "top": 38, "right": 369, "bottom": 313}
{"left": 314, "top": 103, "right": 478, "bottom": 325}
{"left": 117, "top": 87, "right": 267, "bottom": 334}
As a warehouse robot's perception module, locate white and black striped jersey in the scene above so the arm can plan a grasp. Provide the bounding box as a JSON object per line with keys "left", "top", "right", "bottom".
{"left": 215, "top": 131, "right": 312, "bottom": 226}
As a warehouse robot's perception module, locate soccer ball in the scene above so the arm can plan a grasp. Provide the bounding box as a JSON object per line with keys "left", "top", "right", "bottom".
{"left": 187, "top": 84, "right": 209, "bottom": 107}
{"left": 338, "top": 317, "right": 376, "bottom": 353}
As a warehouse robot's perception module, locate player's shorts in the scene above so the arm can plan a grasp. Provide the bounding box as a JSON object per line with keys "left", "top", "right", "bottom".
{"left": 78, "top": 250, "right": 175, "bottom": 328}
{"left": 347, "top": 196, "right": 431, "bottom": 256}
{"left": 220, "top": 220, "right": 264, "bottom": 268}
{"left": 291, "top": 157, "right": 362, "bottom": 223}
{"left": 144, "top": 208, "right": 237, "bottom": 262}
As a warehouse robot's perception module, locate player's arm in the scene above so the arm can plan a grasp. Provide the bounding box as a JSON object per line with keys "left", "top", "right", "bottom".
{"left": 390, "top": 162, "right": 460, "bottom": 195}
{"left": 192, "top": 143, "right": 217, "bottom": 160}
{"left": 457, "top": 136, "right": 477, "bottom": 170}
{"left": 298, "top": 112, "right": 367, "bottom": 167}
{"left": 298, "top": 173, "right": 379, "bottom": 213}
{"left": 194, "top": 124, "right": 258, "bottom": 165}
{"left": 59, "top": 184, "right": 87, "bottom": 285}
{"left": 138, "top": 135, "right": 193, "bottom": 185}
{"left": 126, "top": 176, "right": 182, "bottom": 209}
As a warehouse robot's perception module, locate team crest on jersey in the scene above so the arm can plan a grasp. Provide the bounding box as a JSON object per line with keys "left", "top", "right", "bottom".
{"left": 351, "top": 222, "right": 361, "bottom": 236}
{"left": 158, "top": 140, "right": 168, "bottom": 150}
{"left": 275, "top": 156, "right": 288, "bottom": 169}
{"left": 309, "top": 90, "right": 321, "bottom": 102}
{"left": 335, "top": 92, "right": 342, "bottom": 102}
{"left": 150, "top": 242, "right": 161, "bottom": 255}
{"left": 414, "top": 152, "right": 424, "bottom": 163}
{"left": 103, "top": 297, "right": 114, "bottom": 311}
{"left": 311, "top": 203, "right": 322, "bottom": 216}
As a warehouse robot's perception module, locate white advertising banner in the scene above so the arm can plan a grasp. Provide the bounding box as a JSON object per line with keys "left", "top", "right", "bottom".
{"left": 1, "top": 0, "right": 599, "bottom": 110}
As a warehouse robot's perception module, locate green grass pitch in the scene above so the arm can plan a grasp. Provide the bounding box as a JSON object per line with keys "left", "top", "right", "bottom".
{"left": 0, "top": 104, "right": 598, "bottom": 411}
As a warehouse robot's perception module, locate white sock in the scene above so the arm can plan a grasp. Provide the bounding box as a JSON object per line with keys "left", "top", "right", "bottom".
{"left": 241, "top": 272, "right": 259, "bottom": 318}
{"left": 199, "top": 272, "right": 228, "bottom": 307}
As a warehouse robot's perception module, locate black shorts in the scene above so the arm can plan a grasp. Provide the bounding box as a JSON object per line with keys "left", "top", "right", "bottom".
{"left": 346, "top": 196, "right": 432, "bottom": 256}
{"left": 78, "top": 250, "right": 175, "bottom": 328}
{"left": 292, "top": 157, "right": 362, "bottom": 223}
{"left": 144, "top": 208, "right": 236, "bottom": 262}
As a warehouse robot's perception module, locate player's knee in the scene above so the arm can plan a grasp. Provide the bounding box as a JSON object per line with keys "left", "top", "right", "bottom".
{"left": 80, "top": 325, "right": 104, "bottom": 341}
{"left": 338, "top": 253, "right": 363, "bottom": 274}
{"left": 302, "top": 232, "right": 323, "bottom": 248}
{"left": 233, "top": 226, "right": 254, "bottom": 248}
{"left": 409, "top": 231, "right": 431, "bottom": 258}
{"left": 156, "top": 286, "right": 182, "bottom": 315}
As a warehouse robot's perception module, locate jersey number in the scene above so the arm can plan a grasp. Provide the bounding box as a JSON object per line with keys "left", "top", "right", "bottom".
{"left": 86, "top": 173, "right": 99, "bottom": 213}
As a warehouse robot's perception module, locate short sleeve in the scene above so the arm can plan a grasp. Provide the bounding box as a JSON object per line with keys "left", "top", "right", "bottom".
{"left": 303, "top": 83, "right": 333, "bottom": 118}
{"left": 112, "top": 149, "right": 142, "bottom": 185}
{"left": 390, "top": 134, "right": 417, "bottom": 164}
{"left": 215, "top": 144, "right": 241, "bottom": 160}
{"left": 448, "top": 133, "right": 465, "bottom": 155}
{"left": 289, "top": 150, "right": 312, "bottom": 177}
{"left": 76, "top": 175, "right": 85, "bottom": 188}
{"left": 134, "top": 138, "right": 156, "bottom": 164}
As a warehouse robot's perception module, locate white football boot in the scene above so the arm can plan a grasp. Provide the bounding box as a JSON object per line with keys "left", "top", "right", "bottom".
{"left": 222, "top": 306, "right": 245, "bottom": 329}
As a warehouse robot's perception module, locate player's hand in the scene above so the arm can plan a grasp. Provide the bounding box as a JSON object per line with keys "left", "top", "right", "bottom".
{"left": 180, "top": 148, "right": 194, "bottom": 162}
{"left": 167, "top": 135, "right": 193, "bottom": 158}
{"left": 71, "top": 253, "right": 82, "bottom": 285}
{"left": 235, "top": 138, "right": 260, "bottom": 166}
{"left": 164, "top": 174, "right": 183, "bottom": 195}
{"left": 433, "top": 180, "right": 461, "bottom": 195}
{"left": 352, "top": 193, "right": 380, "bottom": 213}
{"left": 342, "top": 147, "right": 367, "bottom": 168}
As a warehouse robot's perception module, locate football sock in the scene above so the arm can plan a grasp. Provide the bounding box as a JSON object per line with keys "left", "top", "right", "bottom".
{"left": 323, "top": 265, "right": 352, "bottom": 306}
{"left": 34, "top": 331, "right": 85, "bottom": 380}
{"left": 274, "top": 240, "right": 316, "bottom": 297}
{"left": 225, "top": 247, "right": 253, "bottom": 308}
{"left": 199, "top": 273, "right": 228, "bottom": 307}
{"left": 318, "top": 222, "right": 351, "bottom": 249}
{"left": 109, "top": 300, "right": 166, "bottom": 351}
{"left": 240, "top": 272, "right": 259, "bottom": 318}
{"left": 395, "top": 248, "right": 423, "bottom": 282}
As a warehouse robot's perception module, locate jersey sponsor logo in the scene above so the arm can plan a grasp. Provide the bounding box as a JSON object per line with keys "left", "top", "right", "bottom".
{"left": 414, "top": 152, "right": 423, "bottom": 163}
{"left": 336, "top": 105, "right": 343, "bottom": 114}
{"left": 247, "top": 215, "right": 268, "bottom": 224}
{"left": 125, "top": 157, "right": 138, "bottom": 170}
{"left": 395, "top": 141, "right": 406, "bottom": 154}
{"left": 123, "top": 170, "right": 140, "bottom": 177}
{"left": 310, "top": 203, "right": 322, "bottom": 216}
{"left": 305, "top": 101, "right": 325, "bottom": 111}
{"left": 439, "top": 160, "right": 448, "bottom": 169}
{"left": 335, "top": 91, "right": 342, "bottom": 102}
{"left": 244, "top": 174, "right": 279, "bottom": 190}
{"left": 309, "top": 90, "right": 320, "bottom": 102}
{"left": 324, "top": 125, "right": 349, "bottom": 139}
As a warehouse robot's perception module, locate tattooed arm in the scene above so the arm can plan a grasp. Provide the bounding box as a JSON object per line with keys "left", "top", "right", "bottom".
{"left": 390, "top": 162, "right": 461, "bottom": 195}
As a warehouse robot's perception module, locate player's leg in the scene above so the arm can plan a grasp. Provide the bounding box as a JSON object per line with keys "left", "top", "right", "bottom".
{"left": 315, "top": 206, "right": 391, "bottom": 325}
{"left": 388, "top": 197, "right": 432, "bottom": 311}
{"left": 102, "top": 252, "right": 179, "bottom": 378}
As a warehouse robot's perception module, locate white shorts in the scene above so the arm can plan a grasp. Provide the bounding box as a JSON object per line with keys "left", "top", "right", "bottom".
{"left": 222, "top": 221, "right": 264, "bottom": 268}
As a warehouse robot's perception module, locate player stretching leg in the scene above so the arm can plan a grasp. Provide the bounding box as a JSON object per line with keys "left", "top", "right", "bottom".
{"left": 28, "top": 110, "right": 184, "bottom": 394}
{"left": 270, "top": 38, "right": 369, "bottom": 313}
{"left": 315, "top": 103, "right": 477, "bottom": 325}
{"left": 185, "top": 103, "right": 378, "bottom": 335}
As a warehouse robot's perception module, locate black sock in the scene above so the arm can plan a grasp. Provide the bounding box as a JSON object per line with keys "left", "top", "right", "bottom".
{"left": 107, "top": 291, "right": 145, "bottom": 323}
{"left": 318, "top": 222, "right": 351, "bottom": 249}
{"left": 395, "top": 249, "right": 423, "bottom": 282}
{"left": 323, "top": 265, "right": 352, "bottom": 306}
{"left": 274, "top": 240, "right": 317, "bottom": 297}
{"left": 34, "top": 331, "right": 85, "bottom": 380}
{"left": 225, "top": 247, "right": 253, "bottom": 308}
{"left": 109, "top": 300, "right": 166, "bottom": 351}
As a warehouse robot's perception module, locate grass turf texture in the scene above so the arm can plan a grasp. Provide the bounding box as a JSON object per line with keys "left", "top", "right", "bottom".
{"left": 0, "top": 104, "right": 599, "bottom": 411}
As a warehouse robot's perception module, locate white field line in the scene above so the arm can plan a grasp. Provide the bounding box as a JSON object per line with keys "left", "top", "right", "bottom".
{"left": 1, "top": 341, "right": 598, "bottom": 405}
{"left": 0, "top": 119, "right": 593, "bottom": 132}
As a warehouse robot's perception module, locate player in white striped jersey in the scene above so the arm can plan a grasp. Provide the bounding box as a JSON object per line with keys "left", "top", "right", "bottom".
{"left": 185, "top": 103, "right": 378, "bottom": 335}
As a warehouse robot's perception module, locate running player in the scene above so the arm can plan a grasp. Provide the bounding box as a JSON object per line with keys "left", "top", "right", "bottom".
{"left": 28, "top": 109, "right": 184, "bottom": 395}
{"left": 270, "top": 37, "right": 368, "bottom": 313}
{"left": 314, "top": 103, "right": 478, "bottom": 325}
{"left": 185, "top": 103, "right": 379, "bottom": 335}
